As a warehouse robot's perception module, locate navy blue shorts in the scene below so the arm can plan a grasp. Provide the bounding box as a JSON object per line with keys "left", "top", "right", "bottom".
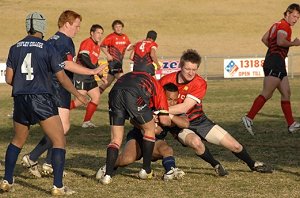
{"left": 52, "top": 81, "right": 71, "bottom": 109}
{"left": 13, "top": 94, "right": 58, "bottom": 126}
{"left": 108, "top": 89, "right": 153, "bottom": 126}
{"left": 263, "top": 54, "right": 287, "bottom": 80}
{"left": 73, "top": 80, "right": 98, "bottom": 91}
{"left": 108, "top": 60, "right": 123, "bottom": 75}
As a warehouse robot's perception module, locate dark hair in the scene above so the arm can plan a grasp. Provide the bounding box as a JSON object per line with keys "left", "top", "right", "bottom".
{"left": 163, "top": 83, "right": 178, "bottom": 92}
{"left": 90, "top": 24, "right": 103, "bottom": 33}
{"left": 284, "top": 3, "right": 300, "bottom": 16}
{"left": 146, "top": 30, "right": 157, "bottom": 41}
{"left": 112, "top": 20, "right": 124, "bottom": 29}
{"left": 179, "top": 49, "right": 201, "bottom": 68}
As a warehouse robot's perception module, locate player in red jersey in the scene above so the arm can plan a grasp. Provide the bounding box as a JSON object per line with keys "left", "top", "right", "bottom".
{"left": 242, "top": 3, "right": 300, "bottom": 135}
{"left": 160, "top": 49, "right": 273, "bottom": 175}
{"left": 99, "top": 20, "right": 132, "bottom": 93}
{"left": 70, "top": 24, "right": 105, "bottom": 128}
{"left": 131, "top": 30, "right": 161, "bottom": 76}
{"left": 100, "top": 71, "right": 171, "bottom": 184}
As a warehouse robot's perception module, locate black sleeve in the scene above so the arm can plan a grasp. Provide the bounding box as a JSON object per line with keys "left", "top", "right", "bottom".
{"left": 78, "top": 52, "right": 97, "bottom": 69}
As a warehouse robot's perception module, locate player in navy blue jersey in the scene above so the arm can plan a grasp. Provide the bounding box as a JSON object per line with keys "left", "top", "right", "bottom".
{"left": 20, "top": 10, "right": 105, "bottom": 180}
{"left": 0, "top": 12, "right": 87, "bottom": 196}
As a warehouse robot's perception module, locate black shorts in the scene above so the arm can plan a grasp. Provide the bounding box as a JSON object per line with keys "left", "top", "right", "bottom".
{"left": 188, "top": 115, "right": 216, "bottom": 139}
{"left": 108, "top": 60, "right": 123, "bottom": 75}
{"left": 133, "top": 64, "right": 155, "bottom": 76}
{"left": 52, "top": 81, "right": 71, "bottom": 109}
{"left": 108, "top": 89, "right": 153, "bottom": 126}
{"left": 13, "top": 94, "right": 58, "bottom": 126}
{"left": 73, "top": 80, "right": 98, "bottom": 91}
{"left": 263, "top": 54, "right": 287, "bottom": 80}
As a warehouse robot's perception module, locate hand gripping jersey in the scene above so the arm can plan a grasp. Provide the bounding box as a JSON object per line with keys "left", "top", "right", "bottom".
{"left": 74, "top": 37, "right": 100, "bottom": 82}
{"left": 100, "top": 32, "right": 131, "bottom": 63}
{"left": 266, "top": 19, "right": 292, "bottom": 59}
{"left": 111, "top": 71, "right": 169, "bottom": 112}
{"left": 132, "top": 39, "right": 158, "bottom": 74}
{"left": 159, "top": 71, "right": 207, "bottom": 121}
{"left": 6, "top": 36, "right": 64, "bottom": 96}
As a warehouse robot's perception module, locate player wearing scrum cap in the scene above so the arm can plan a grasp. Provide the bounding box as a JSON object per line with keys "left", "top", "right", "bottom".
{"left": 0, "top": 12, "right": 88, "bottom": 196}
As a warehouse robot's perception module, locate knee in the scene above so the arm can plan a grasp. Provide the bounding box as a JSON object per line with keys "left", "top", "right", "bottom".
{"left": 159, "top": 145, "right": 173, "bottom": 157}
{"left": 231, "top": 142, "right": 242, "bottom": 153}
{"left": 118, "top": 154, "right": 136, "bottom": 167}
{"left": 190, "top": 139, "right": 205, "bottom": 153}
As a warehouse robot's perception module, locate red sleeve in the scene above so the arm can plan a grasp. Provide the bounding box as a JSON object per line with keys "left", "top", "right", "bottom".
{"left": 278, "top": 20, "right": 292, "bottom": 41}
{"left": 79, "top": 39, "right": 93, "bottom": 54}
{"left": 125, "top": 35, "right": 131, "bottom": 47}
{"left": 152, "top": 77, "right": 169, "bottom": 111}
{"left": 186, "top": 77, "right": 207, "bottom": 102}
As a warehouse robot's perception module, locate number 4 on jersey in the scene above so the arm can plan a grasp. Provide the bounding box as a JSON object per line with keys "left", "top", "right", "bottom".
{"left": 21, "top": 53, "right": 34, "bottom": 80}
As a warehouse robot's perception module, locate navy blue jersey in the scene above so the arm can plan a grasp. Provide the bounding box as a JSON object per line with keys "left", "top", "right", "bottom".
{"left": 48, "top": 31, "right": 76, "bottom": 80}
{"left": 6, "top": 36, "right": 64, "bottom": 96}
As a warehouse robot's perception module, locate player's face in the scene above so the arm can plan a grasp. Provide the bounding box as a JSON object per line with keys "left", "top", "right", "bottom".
{"left": 179, "top": 61, "right": 198, "bottom": 82}
{"left": 91, "top": 28, "right": 104, "bottom": 43}
{"left": 165, "top": 90, "right": 178, "bottom": 107}
{"left": 286, "top": 10, "right": 300, "bottom": 26}
{"left": 113, "top": 24, "right": 123, "bottom": 34}
{"left": 68, "top": 18, "right": 81, "bottom": 38}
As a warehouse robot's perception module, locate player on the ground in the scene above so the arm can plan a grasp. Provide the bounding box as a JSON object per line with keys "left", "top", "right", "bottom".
{"left": 99, "top": 20, "right": 133, "bottom": 93}
{"left": 70, "top": 24, "right": 104, "bottom": 128}
{"left": 242, "top": 3, "right": 300, "bottom": 135}
{"left": 96, "top": 83, "right": 187, "bottom": 182}
{"left": 20, "top": 10, "right": 105, "bottom": 178}
{"left": 160, "top": 49, "right": 273, "bottom": 175}
{"left": 0, "top": 12, "right": 87, "bottom": 196}
{"left": 131, "top": 30, "right": 161, "bottom": 76}
{"left": 100, "top": 71, "right": 171, "bottom": 185}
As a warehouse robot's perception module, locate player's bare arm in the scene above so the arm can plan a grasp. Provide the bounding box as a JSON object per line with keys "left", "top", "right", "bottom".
{"left": 5, "top": 67, "right": 13, "bottom": 85}
{"left": 261, "top": 31, "right": 269, "bottom": 47}
{"left": 100, "top": 46, "right": 113, "bottom": 61}
{"left": 277, "top": 30, "right": 300, "bottom": 47}
{"left": 64, "top": 60, "right": 103, "bottom": 75}
{"left": 150, "top": 47, "right": 161, "bottom": 70}
{"left": 169, "top": 97, "right": 197, "bottom": 115}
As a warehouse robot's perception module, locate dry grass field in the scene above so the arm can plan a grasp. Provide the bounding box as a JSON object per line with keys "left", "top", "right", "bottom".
{"left": 1, "top": 0, "right": 300, "bottom": 197}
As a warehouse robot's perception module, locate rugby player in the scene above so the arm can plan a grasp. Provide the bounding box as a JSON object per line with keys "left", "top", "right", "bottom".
{"left": 20, "top": 10, "right": 105, "bottom": 178}
{"left": 160, "top": 49, "right": 273, "bottom": 175}
{"left": 70, "top": 24, "right": 104, "bottom": 128}
{"left": 242, "top": 3, "right": 300, "bottom": 135}
{"left": 0, "top": 12, "right": 87, "bottom": 195}
{"left": 100, "top": 71, "right": 171, "bottom": 184}
{"left": 96, "top": 83, "right": 186, "bottom": 182}
{"left": 99, "top": 20, "right": 133, "bottom": 93}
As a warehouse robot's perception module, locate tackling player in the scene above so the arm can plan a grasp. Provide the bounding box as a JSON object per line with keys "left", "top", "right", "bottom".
{"left": 20, "top": 10, "right": 105, "bottom": 179}
{"left": 70, "top": 24, "right": 104, "bottom": 128}
{"left": 131, "top": 30, "right": 161, "bottom": 76}
{"left": 96, "top": 83, "right": 186, "bottom": 182}
{"left": 99, "top": 20, "right": 133, "bottom": 93}
{"left": 242, "top": 3, "right": 300, "bottom": 135}
{"left": 100, "top": 71, "right": 171, "bottom": 184}
{"left": 160, "top": 49, "right": 273, "bottom": 175}
{"left": 0, "top": 12, "right": 87, "bottom": 195}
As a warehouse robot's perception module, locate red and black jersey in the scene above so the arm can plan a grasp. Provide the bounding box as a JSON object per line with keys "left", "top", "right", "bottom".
{"left": 159, "top": 71, "right": 207, "bottom": 121}
{"left": 133, "top": 39, "right": 158, "bottom": 72}
{"left": 112, "top": 71, "right": 168, "bottom": 112}
{"left": 266, "top": 19, "right": 292, "bottom": 59}
{"left": 77, "top": 37, "right": 100, "bottom": 65}
{"left": 100, "top": 32, "right": 131, "bottom": 63}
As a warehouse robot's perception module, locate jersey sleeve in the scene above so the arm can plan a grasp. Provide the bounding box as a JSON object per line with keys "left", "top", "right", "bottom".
{"left": 49, "top": 45, "right": 65, "bottom": 74}
{"left": 6, "top": 46, "right": 14, "bottom": 69}
{"left": 152, "top": 78, "right": 169, "bottom": 112}
{"left": 277, "top": 21, "right": 291, "bottom": 40}
{"left": 79, "top": 39, "right": 93, "bottom": 55}
{"left": 186, "top": 77, "right": 207, "bottom": 103}
{"left": 100, "top": 35, "right": 111, "bottom": 47}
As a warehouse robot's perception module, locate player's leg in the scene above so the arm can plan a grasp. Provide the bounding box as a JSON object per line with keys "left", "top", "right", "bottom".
{"left": 242, "top": 75, "right": 280, "bottom": 135}
{"left": 278, "top": 76, "right": 300, "bottom": 132}
{"left": 82, "top": 84, "right": 100, "bottom": 128}
{"left": 116, "top": 139, "right": 141, "bottom": 167}
{"left": 2, "top": 122, "right": 29, "bottom": 190}
{"left": 138, "top": 119, "right": 156, "bottom": 178}
{"left": 99, "top": 73, "right": 115, "bottom": 93}
{"left": 179, "top": 128, "right": 228, "bottom": 176}
{"left": 70, "top": 89, "right": 87, "bottom": 109}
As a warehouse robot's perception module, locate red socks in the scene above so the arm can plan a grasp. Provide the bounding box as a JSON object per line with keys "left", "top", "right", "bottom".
{"left": 247, "top": 95, "right": 267, "bottom": 120}
{"left": 281, "top": 100, "right": 294, "bottom": 126}
{"left": 84, "top": 102, "right": 98, "bottom": 122}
